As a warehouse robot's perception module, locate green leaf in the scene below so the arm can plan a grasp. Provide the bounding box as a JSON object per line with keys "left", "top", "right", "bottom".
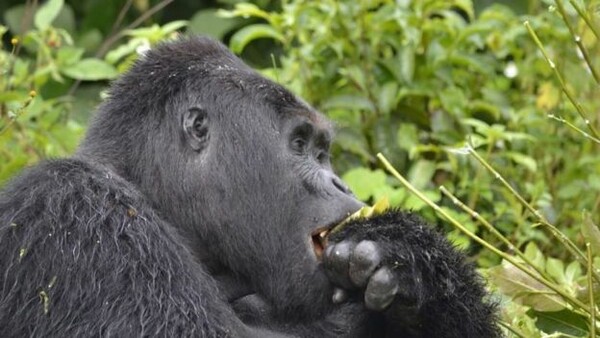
{"left": 403, "top": 190, "right": 439, "bottom": 211}
{"left": 545, "top": 258, "right": 565, "bottom": 285}
{"left": 104, "top": 39, "right": 142, "bottom": 64}
{"left": 218, "top": 3, "right": 271, "bottom": 21}
{"left": 528, "top": 309, "right": 588, "bottom": 337}
{"left": 488, "top": 260, "right": 565, "bottom": 312}
{"left": 397, "top": 123, "right": 418, "bottom": 153}
{"left": 34, "top": 0, "right": 64, "bottom": 30}
{"left": 160, "top": 20, "right": 188, "bottom": 35}
{"left": 399, "top": 45, "right": 415, "bottom": 83}
{"left": 56, "top": 46, "right": 84, "bottom": 66}
{"left": 453, "top": 0, "right": 475, "bottom": 20}
{"left": 334, "top": 128, "right": 372, "bottom": 161}
{"left": 342, "top": 168, "right": 388, "bottom": 201}
{"left": 378, "top": 82, "right": 399, "bottom": 115}
{"left": 504, "top": 152, "right": 537, "bottom": 172}
{"left": 322, "top": 94, "right": 375, "bottom": 112}
{"left": 407, "top": 160, "right": 436, "bottom": 190}
{"left": 438, "top": 86, "right": 467, "bottom": 117}
{"left": 582, "top": 211, "right": 600, "bottom": 255}
{"left": 61, "top": 58, "right": 118, "bottom": 81}
{"left": 0, "top": 91, "right": 29, "bottom": 103}
{"left": 189, "top": 9, "right": 239, "bottom": 39}
{"left": 564, "top": 261, "right": 582, "bottom": 285}
{"left": 524, "top": 242, "right": 545, "bottom": 270}
{"left": 229, "top": 24, "right": 283, "bottom": 54}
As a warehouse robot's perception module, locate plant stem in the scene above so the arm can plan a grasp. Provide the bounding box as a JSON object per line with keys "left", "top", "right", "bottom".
{"left": 569, "top": 0, "right": 600, "bottom": 40}
{"left": 524, "top": 21, "right": 600, "bottom": 139}
{"left": 554, "top": 0, "right": 600, "bottom": 84}
{"left": 467, "top": 146, "right": 593, "bottom": 272}
{"left": 499, "top": 321, "right": 527, "bottom": 338}
{"left": 588, "top": 243, "right": 597, "bottom": 338}
{"left": 439, "top": 186, "right": 552, "bottom": 281}
{"left": 377, "top": 153, "right": 594, "bottom": 315}
{"left": 548, "top": 114, "right": 600, "bottom": 144}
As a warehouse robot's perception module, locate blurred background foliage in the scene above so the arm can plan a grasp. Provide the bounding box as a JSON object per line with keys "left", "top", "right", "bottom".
{"left": 2, "top": 0, "right": 600, "bottom": 336}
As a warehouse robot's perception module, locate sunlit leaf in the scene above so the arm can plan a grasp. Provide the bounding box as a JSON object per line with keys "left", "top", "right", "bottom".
{"left": 378, "top": 82, "right": 399, "bottom": 115}
{"left": 488, "top": 260, "right": 565, "bottom": 311}
{"left": 504, "top": 152, "right": 537, "bottom": 172}
{"left": 34, "top": 0, "right": 64, "bottom": 30}
{"left": 582, "top": 211, "right": 600, "bottom": 255}
{"left": 61, "top": 58, "right": 118, "bottom": 80}
{"left": 229, "top": 24, "right": 283, "bottom": 54}
{"left": 342, "top": 168, "right": 388, "bottom": 201}
{"left": 536, "top": 82, "right": 560, "bottom": 111}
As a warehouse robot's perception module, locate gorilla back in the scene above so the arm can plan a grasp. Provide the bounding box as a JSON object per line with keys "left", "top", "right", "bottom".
{"left": 0, "top": 37, "right": 498, "bottom": 337}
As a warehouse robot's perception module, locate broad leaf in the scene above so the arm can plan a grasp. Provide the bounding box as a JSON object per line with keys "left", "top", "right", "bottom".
{"left": 34, "top": 0, "right": 64, "bottom": 30}
{"left": 488, "top": 260, "right": 566, "bottom": 311}
{"left": 582, "top": 211, "right": 600, "bottom": 255}
{"left": 61, "top": 58, "right": 118, "bottom": 81}
{"left": 229, "top": 24, "right": 283, "bottom": 54}
{"left": 528, "top": 309, "right": 588, "bottom": 337}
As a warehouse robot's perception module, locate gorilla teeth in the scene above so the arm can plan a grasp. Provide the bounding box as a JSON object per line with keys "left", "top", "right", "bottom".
{"left": 311, "top": 229, "right": 330, "bottom": 260}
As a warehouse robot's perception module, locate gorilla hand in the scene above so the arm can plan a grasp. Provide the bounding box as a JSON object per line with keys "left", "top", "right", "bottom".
{"left": 323, "top": 228, "right": 422, "bottom": 335}
{"left": 324, "top": 240, "right": 418, "bottom": 312}
{"left": 322, "top": 210, "right": 500, "bottom": 338}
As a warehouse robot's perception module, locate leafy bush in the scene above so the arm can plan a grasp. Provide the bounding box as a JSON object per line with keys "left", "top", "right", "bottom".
{"left": 0, "top": 0, "right": 185, "bottom": 184}
{"left": 223, "top": 0, "right": 600, "bottom": 336}
{"left": 3, "top": 0, "right": 600, "bottom": 335}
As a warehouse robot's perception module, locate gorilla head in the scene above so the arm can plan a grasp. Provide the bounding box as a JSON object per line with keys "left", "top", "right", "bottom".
{"left": 77, "top": 37, "right": 363, "bottom": 317}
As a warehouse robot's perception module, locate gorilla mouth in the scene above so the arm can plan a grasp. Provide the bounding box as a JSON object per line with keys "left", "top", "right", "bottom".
{"left": 311, "top": 226, "right": 331, "bottom": 260}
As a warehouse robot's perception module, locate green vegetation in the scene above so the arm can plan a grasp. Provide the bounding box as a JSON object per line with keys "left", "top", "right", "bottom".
{"left": 2, "top": 0, "right": 600, "bottom": 336}
{"left": 225, "top": 1, "right": 600, "bottom": 336}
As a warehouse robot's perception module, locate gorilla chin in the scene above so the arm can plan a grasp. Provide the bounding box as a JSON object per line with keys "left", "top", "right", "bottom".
{"left": 0, "top": 36, "right": 500, "bottom": 337}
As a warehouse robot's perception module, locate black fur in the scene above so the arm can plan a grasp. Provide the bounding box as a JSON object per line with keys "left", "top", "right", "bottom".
{"left": 327, "top": 211, "right": 501, "bottom": 338}
{"left": 0, "top": 36, "right": 498, "bottom": 337}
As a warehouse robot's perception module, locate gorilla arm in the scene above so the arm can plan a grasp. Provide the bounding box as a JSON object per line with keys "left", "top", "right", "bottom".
{"left": 323, "top": 211, "right": 501, "bottom": 338}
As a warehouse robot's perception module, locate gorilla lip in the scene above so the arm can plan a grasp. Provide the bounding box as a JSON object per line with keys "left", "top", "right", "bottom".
{"left": 311, "top": 226, "right": 331, "bottom": 260}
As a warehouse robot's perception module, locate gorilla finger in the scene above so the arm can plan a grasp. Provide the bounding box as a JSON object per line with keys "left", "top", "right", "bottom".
{"left": 323, "top": 241, "right": 355, "bottom": 289}
{"left": 365, "top": 267, "right": 398, "bottom": 312}
{"left": 349, "top": 240, "right": 382, "bottom": 287}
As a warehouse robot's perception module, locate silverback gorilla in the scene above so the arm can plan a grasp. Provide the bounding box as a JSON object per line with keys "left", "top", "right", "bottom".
{"left": 0, "top": 37, "right": 499, "bottom": 337}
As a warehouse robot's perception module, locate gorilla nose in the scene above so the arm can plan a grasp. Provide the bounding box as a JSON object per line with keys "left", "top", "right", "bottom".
{"left": 331, "top": 176, "right": 352, "bottom": 195}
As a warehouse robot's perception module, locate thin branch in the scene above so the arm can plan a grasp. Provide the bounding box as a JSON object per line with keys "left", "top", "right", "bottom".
{"left": 524, "top": 20, "right": 599, "bottom": 139}
{"left": 588, "top": 243, "right": 597, "bottom": 338}
{"left": 67, "top": 0, "right": 174, "bottom": 97}
{"left": 569, "top": 0, "right": 600, "bottom": 40}
{"left": 108, "top": 0, "right": 134, "bottom": 38}
{"left": 96, "top": 0, "right": 174, "bottom": 58}
{"left": 548, "top": 114, "right": 600, "bottom": 144}
{"left": 555, "top": 0, "right": 600, "bottom": 84}
{"left": 439, "top": 186, "right": 553, "bottom": 281}
{"left": 377, "top": 153, "right": 595, "bottom": 316}
{"left": 15, "top": 0, "right": 38, "bottom": 57}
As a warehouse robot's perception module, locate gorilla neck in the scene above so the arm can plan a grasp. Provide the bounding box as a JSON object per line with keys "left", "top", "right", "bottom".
{"left": 212, "top": 270, "right": 255, "bottom": 302}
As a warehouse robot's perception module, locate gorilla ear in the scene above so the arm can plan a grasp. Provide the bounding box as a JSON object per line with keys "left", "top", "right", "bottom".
{"left": 183, "top": 107, "right": 209, "bottom": 151}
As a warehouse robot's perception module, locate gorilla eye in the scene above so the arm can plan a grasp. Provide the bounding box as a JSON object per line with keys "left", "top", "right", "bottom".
{"left": 291, "top": 137, "right": 308, "bottom": 154}
{"left": 316, "top": 151, "right": 329, "bottom": 163}
{"left": 290, "top": 123, "right": 314, "bottom": 155}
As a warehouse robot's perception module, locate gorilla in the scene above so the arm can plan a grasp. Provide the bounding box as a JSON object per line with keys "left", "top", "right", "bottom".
{"left": 0, "top": 36, "right": 499, "bottom": 337}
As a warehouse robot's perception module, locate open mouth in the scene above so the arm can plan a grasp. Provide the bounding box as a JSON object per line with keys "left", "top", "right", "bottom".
{"left": 311, "top": 226, "right": 332, "bottom": 260}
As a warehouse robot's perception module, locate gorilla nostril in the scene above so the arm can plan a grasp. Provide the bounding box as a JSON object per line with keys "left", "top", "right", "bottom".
{"left": 332, "top": 177, "right": 350, "bottom": 194}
